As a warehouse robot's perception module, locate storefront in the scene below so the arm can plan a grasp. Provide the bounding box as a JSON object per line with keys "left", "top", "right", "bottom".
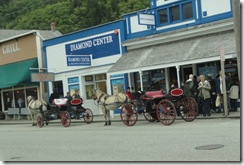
{"left": 108, "top": 20, "right": 238, "bottom": 94}
{"left": 0, "top": 30, "right": 62, "bottom": 114}
{"left": 43, "top": 20, "right": 126, "bottom": 115}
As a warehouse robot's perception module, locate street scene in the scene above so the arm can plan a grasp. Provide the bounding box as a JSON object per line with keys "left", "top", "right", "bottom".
{"left": 0, "top": 115, "right": 241, "bottom": 161}
{"left": 0, "top": 0, "right": 241, "bottom": 163}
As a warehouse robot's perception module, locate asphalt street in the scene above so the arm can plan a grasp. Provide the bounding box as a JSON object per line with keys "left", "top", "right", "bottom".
{"left": 0, "top": 116, "right": 241, "bottom": 162}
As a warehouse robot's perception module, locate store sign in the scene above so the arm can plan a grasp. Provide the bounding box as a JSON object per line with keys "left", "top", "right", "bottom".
{"left": 31, "top": 73, "right": 54, "bottom": 82}
{"left": 66, "top": 55, "right": 92, "bottom": 66}
{"left": 138, "top": 13, "right": 155, "bottom": 25}
{"left": 2, "top": 42, "right": 21, "bottom": 55}
{"left": 65, "top": 33, "right": 120, "bottom": 63}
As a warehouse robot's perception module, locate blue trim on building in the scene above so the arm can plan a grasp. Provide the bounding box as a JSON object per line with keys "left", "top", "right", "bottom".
{"left": 124, "top": 0, "right": 233, "bottom": 40}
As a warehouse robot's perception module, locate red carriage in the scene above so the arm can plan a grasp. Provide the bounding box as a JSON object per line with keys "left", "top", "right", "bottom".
{"left": 132, "top": 87, "right": 198, "bottom": 126}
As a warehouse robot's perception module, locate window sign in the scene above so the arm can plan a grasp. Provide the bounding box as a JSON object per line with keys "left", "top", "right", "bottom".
{"left": 68, "top": 84, "right": 80, "bottom": 97}
{"left": 66, "top": 55, "right": 92, "bottom": 66}
{"left": 68, "top": 77, "right": 79, "bottom": 84}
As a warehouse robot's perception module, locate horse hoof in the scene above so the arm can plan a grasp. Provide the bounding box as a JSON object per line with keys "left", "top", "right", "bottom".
{"left": 104, "top": 122, "right": 108, "bottom": 126}
{"left": 32, "top": 123, "right": 37, "bottom": 126}
{"left": 108, "top": 121, "right": 111, "bottom": 125}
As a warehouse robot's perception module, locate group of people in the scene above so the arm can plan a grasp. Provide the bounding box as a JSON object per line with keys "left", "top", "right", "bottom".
{"left": 183, "top": 71, "right": 239, "bottom": 117}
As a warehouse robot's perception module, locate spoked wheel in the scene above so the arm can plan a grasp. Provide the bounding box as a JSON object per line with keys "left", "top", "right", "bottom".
{"left": 180, "top": 97, "right": 198, "bottom": 122}
{"left": 120, "top": 103, "right": 138, "bottom": 126}
{"left": 143, "top": 112, "right": 156, "bottom": 122}
{"left": 36, "top": 113, "right": 44, "bottom": 128}
{"left": 83, "top": 108, "right": 93, "bottom": 124}
{"left": 156, "top": 100, "right": 176, "bottom": 126}
{"left": 60, "top": 111, "right": 71, "bottom": 127}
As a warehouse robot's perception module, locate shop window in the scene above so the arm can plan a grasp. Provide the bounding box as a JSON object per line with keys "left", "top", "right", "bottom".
{"left": 95, "top": 74, "right": 106, "bottom": 81}
{"left": 85, "top": 76, "right": 93, "bottom": 82}
{"left": 96, "top": 81, "right": 107, "bottom": 93}
{"left": 68, "top": 84, "right": 80, "bottom": 97}
{"left": 85, "top": 74, "right": 107, "bottom": 99}
{"left": 26, "top": 88, "right": 38, "bottom": 100}
{"left": 133, "top": 69, "right": 166, "bottom": 92}
{"left": 85, "top": 85, "right": 94, "bottom": 99}
{"left": 3, "top": 91, "right": 13, "bottom": 110}
{"left": 14, "top": 89, "right": 25, "bottom": 108}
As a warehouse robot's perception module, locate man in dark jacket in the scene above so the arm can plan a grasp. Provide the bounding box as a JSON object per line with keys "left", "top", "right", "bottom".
{"left": 49, "top": 90, "right": 59, "bottom": 104}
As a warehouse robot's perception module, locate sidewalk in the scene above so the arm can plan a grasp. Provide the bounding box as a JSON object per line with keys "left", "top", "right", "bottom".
{"left": 0, "top": 110, "right": 240, "bottom": 125}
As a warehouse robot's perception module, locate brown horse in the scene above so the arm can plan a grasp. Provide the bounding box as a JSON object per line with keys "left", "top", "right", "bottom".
{"left": 92, "top": 89, "right": 130, "bottom": 125}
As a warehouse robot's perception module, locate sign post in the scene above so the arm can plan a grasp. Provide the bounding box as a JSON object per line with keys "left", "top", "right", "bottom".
{"left": 30, "top": 68, "right": 54, "bottom": 100}
{"left": 220, "top": 47, "right": 228, "bottom": 116}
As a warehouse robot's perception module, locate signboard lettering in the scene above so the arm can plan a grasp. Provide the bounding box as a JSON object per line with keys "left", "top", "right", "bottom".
{"left": 2, "top": 42, "right": 21, "bottom": 54}
{"left": 66, "top": 55, "right": 92, "bottom": 66}
{"left": 65, "top": 33, "right": 120, "bottom": 60}
{"left": 138, "top": 13, "right": 155, "bottom": 25}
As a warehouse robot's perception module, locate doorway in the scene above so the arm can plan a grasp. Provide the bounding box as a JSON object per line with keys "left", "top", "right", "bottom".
{"left": 182, "top": 65, "right": 193, "bottom": 82}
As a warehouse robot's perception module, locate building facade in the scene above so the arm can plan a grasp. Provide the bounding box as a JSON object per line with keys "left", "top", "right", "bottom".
{"left": 43, "top": 20, "right": 127, "bottom": 115}
{"left": 108, "top": 0, "right": 238, "bottom": 96}
{"left": 0, "top": 30, "right": 62, "bottom": 114}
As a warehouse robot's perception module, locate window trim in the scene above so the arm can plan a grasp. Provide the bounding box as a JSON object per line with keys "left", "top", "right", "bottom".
{"left": 157, "top": 0, "right": 194, "bottom": 26}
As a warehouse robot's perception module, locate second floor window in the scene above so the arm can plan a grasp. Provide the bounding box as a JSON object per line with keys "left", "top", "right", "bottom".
{"left": 158, "top": 1, "right": 193, "bottom": 25}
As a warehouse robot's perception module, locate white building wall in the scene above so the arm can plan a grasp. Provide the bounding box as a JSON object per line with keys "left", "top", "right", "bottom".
{"left": 46, "top": 30, "right": 123, "bottom": 115}
{"left": 201, "top": 0, "right": 231, "bottom": 17}
{"left": 130, "top": 16, "right": 149, "bottom": 33}
{"left": 155, "top": 0, "right": 180, "bottom": 7}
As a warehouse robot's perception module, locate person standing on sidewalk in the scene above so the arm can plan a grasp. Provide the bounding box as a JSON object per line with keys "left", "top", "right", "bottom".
{"left": 184, "top": 74, "right": 195, "bottom": 98}
{"left": 198, "top": 75, "right": 211, "bottom": 117}
{"left": 228, "top": 81, "right": 239, "bottom": 112}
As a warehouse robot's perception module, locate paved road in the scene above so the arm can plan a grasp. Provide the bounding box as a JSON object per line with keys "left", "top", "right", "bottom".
{"left": 0, "top": 117, "right": 240, "bottom": 162}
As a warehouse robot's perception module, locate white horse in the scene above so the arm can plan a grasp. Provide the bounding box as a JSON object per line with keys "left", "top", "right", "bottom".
{"left": 27, "top": 96, "right": 47, "bottom": 126}
{"left": 92, "top": 89, "right": 130, "bottom": 126}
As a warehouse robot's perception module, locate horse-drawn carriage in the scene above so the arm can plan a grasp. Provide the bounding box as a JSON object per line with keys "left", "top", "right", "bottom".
{"left": 92, "top": 87, "right": 198, "bottom": 127}
{"left": 36, "top": 98, "right": 93, "bottom": 128}
{"left": 133, "top": 87, "right": 198, "bottom": 125}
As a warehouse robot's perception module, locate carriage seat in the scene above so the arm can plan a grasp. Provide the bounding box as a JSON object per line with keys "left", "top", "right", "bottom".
{"left": 144, "top": 90, "right": 164, "bottom": 100}
{"left": 53, "top": 98, "right": 68, "bottom": 106}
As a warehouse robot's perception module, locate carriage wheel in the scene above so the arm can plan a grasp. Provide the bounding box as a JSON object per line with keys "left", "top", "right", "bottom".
{"left": 156, "top": 100, "right": 176, "bottom": 126}
{"left": 36, "top": 113, "right": 44, "bottom": 128}
{"left": 143, "top": 113, "right": 156, "bottom": 122}
{"left": 120, "top": 103, "right": 138, "bottom": 126}
{"left": 180, "top": 97, "right": 198, "bottom": 122}
{"left": 83, "top": 108, "right": 93, "bottom": 124}
{"left": 60, "top": 111, "right": 71, "bottom": 127}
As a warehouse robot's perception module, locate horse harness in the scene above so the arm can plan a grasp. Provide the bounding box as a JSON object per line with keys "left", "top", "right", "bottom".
{"left": 96, "top": 91, "right": 128, "bottom": 112}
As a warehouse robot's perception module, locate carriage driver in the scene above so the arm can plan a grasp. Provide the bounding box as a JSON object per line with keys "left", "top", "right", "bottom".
{"left": 72, "top": 90, "right": 86, "bottom": 119}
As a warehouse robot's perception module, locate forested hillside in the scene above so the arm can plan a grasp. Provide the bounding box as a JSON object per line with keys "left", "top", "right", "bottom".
{"left": 0, "top": 0, "right": 149, "bottom": 34}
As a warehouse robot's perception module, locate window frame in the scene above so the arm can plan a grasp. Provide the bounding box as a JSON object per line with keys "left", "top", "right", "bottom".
{"left": 157, "top": 0, "right": 194, "bottom": 26}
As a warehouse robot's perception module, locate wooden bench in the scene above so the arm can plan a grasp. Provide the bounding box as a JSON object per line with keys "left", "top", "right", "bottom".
{"left": 4, "top": 108, "right": 30, "bottom": 120}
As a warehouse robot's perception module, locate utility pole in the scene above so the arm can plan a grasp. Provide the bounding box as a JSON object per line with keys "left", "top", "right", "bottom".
{"left": 231, "top": 0, "right": 240, "bottom": 82}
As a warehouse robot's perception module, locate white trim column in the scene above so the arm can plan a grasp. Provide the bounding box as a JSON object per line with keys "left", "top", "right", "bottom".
{"left": 139, "top": 70, "right": 144, "bottom": 91}
{"left": 176, "top": 65, "right": 181, "bottom": 87}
